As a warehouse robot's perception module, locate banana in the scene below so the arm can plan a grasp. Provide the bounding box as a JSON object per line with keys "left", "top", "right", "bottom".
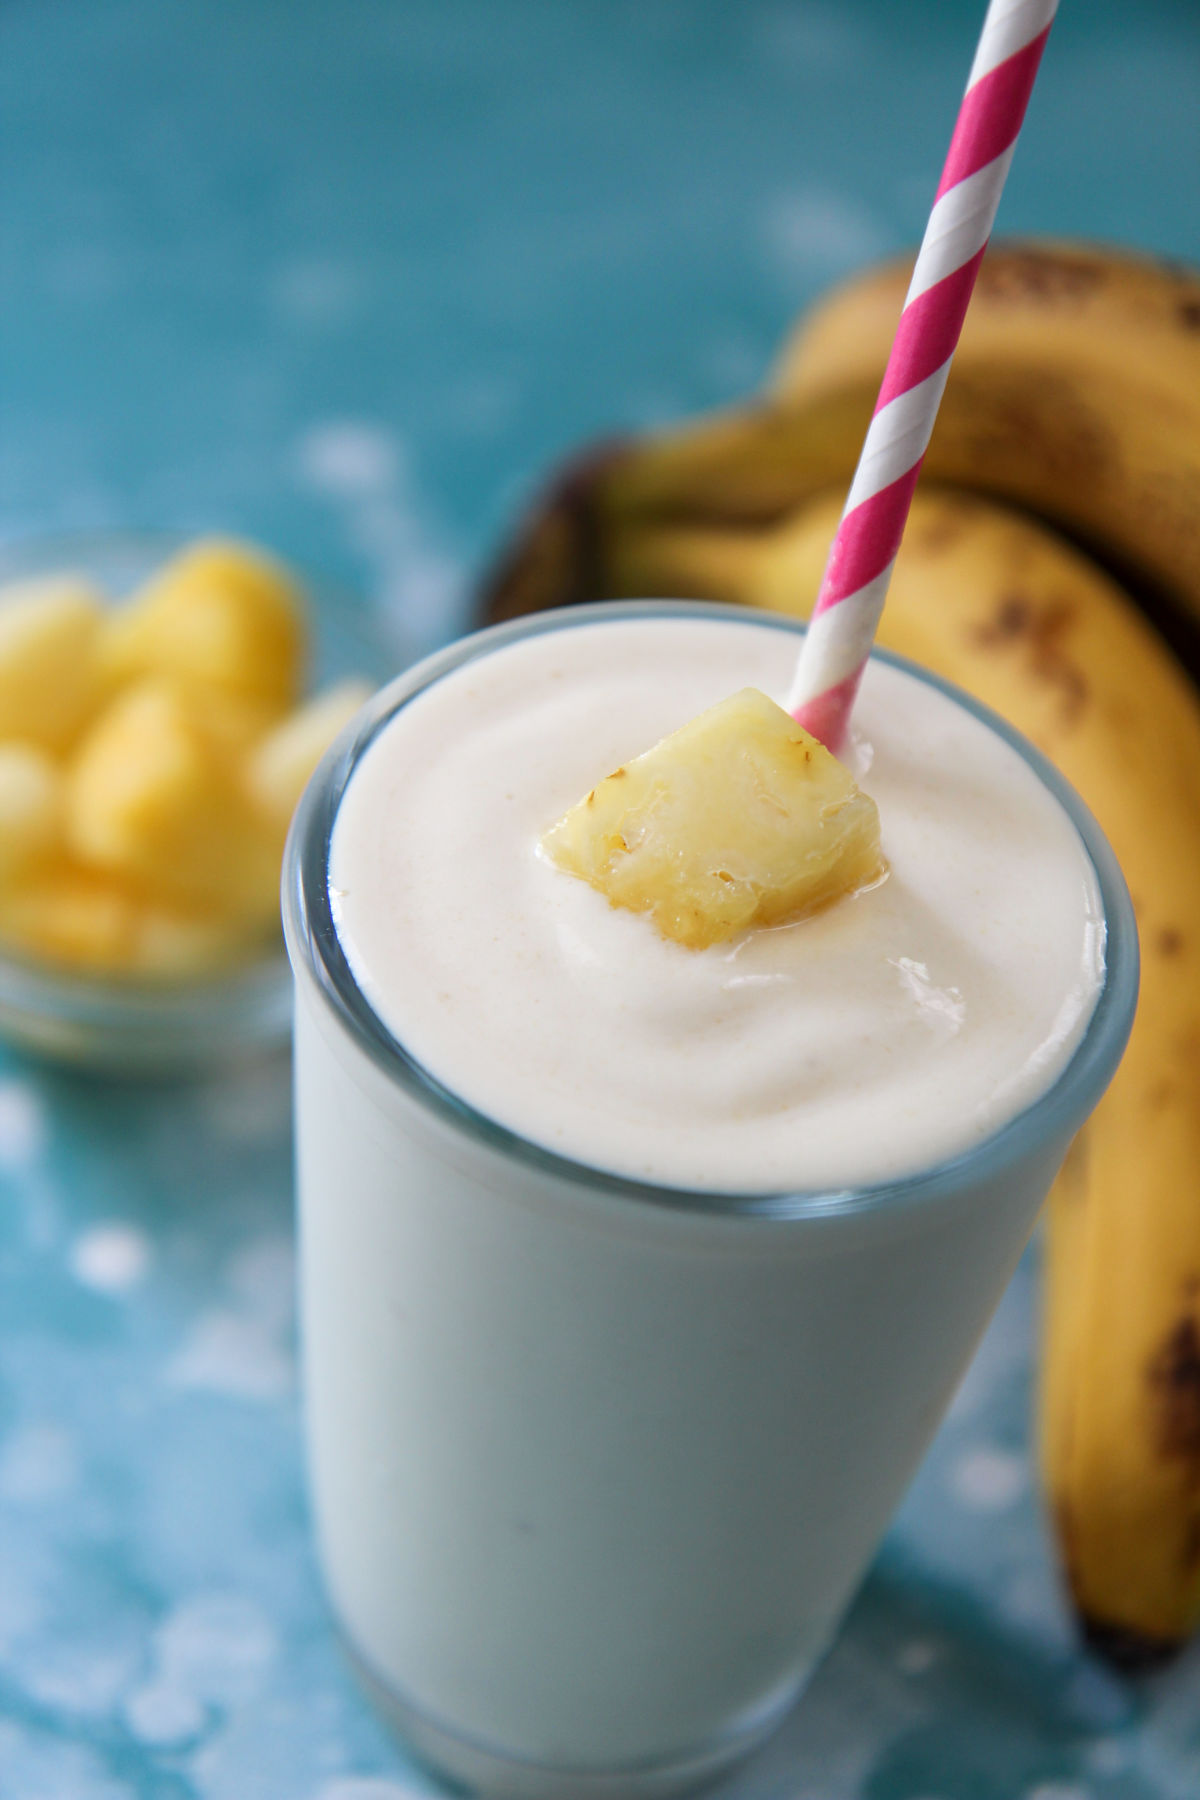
{"left": 772, "top": 240, "right": 1200, "bottom": 649}
{"left": 481, "top": 242, "right": 1200, "bottom": 662}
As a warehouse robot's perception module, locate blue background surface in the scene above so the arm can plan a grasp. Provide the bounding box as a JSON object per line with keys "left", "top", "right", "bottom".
{"left": 1, "top": 3, "right": 1199, "bottom": 1796}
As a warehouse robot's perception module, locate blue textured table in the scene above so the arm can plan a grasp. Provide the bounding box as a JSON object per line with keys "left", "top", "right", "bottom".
{"left": 2, "top": 4, "right": 1199, "bottom": 1797}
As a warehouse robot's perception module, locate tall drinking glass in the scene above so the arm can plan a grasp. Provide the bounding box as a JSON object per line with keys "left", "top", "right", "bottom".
{"left": 283, "top": 604, "right": 1137, "bottom": 1800}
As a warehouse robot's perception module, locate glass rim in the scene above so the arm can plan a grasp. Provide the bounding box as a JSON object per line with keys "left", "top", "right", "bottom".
{"left": 282, "top": 600, "right": 1139, "bottom": 1223}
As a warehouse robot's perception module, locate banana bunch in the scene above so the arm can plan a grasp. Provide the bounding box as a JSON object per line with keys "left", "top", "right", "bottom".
{"left": 477, "top": 240, "right": 1200, "bottom": 1664}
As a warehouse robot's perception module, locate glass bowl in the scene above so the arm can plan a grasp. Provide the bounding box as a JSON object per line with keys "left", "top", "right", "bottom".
{"left": 0, "top": 531, "right": 398, "bottom": 1074}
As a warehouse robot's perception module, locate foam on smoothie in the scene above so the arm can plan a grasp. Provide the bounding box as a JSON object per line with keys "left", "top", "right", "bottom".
{"left": 329, "top": 614, "right": 1104, "bottom": 1193}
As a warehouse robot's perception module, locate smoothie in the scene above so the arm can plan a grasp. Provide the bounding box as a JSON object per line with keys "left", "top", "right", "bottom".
{"left": 284, "top": 603, "right": 1136, "bottom": 1800}
{"left": 329, "top": 612, "right": 1104, "bottom": 1193}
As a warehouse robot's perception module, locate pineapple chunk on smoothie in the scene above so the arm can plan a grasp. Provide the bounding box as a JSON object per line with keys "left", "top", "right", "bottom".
{"left": 541, "top": 686, "right": 883, "bottom": 949}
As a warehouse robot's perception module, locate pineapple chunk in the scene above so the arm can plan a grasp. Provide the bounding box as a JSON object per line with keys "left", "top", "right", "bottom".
{"left": 0, "top": 577, "right": 104, "bottom": 750}
{"left": 0, "top": 858, "right": 144, "bottom": 973}
{"left": 132, "top": 902, "right": 257, "bottom": 978}
{"left": 187, "top": 690, "right": 281, "bottom": 755}
{"left": 542, "top": 688, "right": 883, "bottom": 950}
{"left": 0, "top": 745, "right": 62, "bottom": 886}
{"left": 100, "top": 539, "right": 305, "bottom": 715}
{"left": 0, "top": 857, "right": 254, "bottom": 977}
{"left": 64, "top": 680, "right": 279, "bottom": 921}
{"left": 248, "top": 679, "right": 373, "bottom": 830}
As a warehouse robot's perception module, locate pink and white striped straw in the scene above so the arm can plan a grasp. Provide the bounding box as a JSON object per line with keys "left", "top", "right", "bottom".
{"left": 786, "top": 0, "right": 1059, "bottom": 748}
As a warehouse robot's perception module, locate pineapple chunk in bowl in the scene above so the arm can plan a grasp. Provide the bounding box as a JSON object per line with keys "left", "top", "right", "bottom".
{"left": 0, "top": 532, "right": 394, "bottom": 1071}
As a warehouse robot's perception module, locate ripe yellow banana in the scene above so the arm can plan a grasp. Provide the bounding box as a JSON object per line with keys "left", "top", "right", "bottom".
{"left": 584, "top": 485, "right": 1200, "bottom": 1659}
{"left": 481, "top": 242, "right": 1200, "bottom": 658}
{"left": 772, "top": 240, "right": 1200, "bottom": 645}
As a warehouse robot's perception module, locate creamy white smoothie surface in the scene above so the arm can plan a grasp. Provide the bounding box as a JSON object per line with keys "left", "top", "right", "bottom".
{"left": 329, "top": 615, "right": 1104, "bottom": 1193}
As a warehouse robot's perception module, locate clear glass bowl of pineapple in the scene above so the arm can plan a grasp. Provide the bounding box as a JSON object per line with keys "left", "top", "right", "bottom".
{"left": 0, "top": 532, "right": 392, "bottom": 1071}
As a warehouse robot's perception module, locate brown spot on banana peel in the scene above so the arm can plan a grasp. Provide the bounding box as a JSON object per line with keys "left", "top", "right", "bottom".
{"left": 1050, "top": 1475, "right": 1196, "bottom": 1661}
{"left": 1048, "top": 1492, "right": 1179, "bottom": 1675}
{"left": 1157, "top": 927, "right": 1185, "bottom": 958}
{"left": 972, "top": 593, "right": 1036, "bottom": 643}
{"left": 943, "top": 368, "right": 1119, "bottom": 490}
{"left": 907, "top": 505, "right": 967, "bottom": 558}
{"left": 992, "top": 509, "right": 1200, "bottom": 684}
{"left": 1147, "top": 1314, "right": 1200, "bottom": 1466}
{"left": 1055, "top": 1486, "right": 1180, "bottom": 1673}
{"left": 970, "top": 592, "right": 1089, "bottom": 725}
{"left": 975, "top": 245, "right": 1107, "bottom": 308}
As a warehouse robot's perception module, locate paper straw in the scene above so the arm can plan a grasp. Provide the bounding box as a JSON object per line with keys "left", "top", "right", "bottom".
{"left": 786, "top": 0, "right": 1059, "bottom": 747}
